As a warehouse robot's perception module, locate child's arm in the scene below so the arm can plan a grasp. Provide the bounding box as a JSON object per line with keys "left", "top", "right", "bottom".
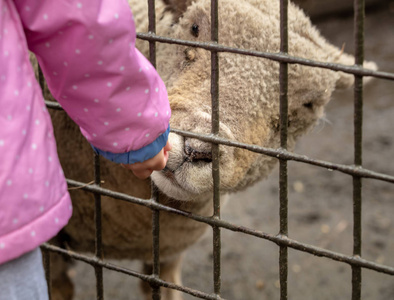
{"left": 14, "top": 0, "right": 171, "bottom": 172}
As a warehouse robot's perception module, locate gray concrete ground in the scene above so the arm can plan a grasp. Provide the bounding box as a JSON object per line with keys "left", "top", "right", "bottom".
{"left": 70, "top": 5, "right": 394, "bottom": 300}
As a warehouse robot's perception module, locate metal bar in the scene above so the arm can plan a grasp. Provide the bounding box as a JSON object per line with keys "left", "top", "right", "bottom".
{"left": 136, "top": 32, "right": 394, "bottom": 81}
{"left": 41, "top": 247, "right": 52, "bottom": 300}
{"left": 64, "top": 179, "right": 394, "bottom": 276}
{"left": 94, "top": 153, "right": 104, "bottom": 300}
{"left": 211, "top": 0, "right": 221, "bottom": 296}
{"left": 147, "top": 1, "right": 161, "bottom": 299}
{"left": 352, "top": 0, "right": 365, "bottom": 299}
{"left": 279, "top": 1, "right": 289, "bottom": 299}
{"left": 41, "top": 244, "right": 224, "bottom": 300}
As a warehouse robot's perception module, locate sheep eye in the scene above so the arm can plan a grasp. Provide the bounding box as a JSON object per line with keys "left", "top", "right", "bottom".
{"left": 191, "top": 23, "right": 199, "bottom": 37}
{"left": 303, "top": 102, "right": 313, "bottom": 109}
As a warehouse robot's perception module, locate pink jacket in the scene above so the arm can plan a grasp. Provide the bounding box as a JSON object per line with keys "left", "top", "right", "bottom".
{"left": 0, "top": 0, "right": 171, "bottom": 264}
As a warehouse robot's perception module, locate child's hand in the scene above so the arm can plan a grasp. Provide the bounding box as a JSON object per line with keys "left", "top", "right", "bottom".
{"left": 123, "top": 141, "right": 172, "bottom": 179}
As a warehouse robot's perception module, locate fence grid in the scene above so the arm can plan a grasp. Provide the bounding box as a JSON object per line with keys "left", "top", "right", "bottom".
{"left": 40, "top": 1, "right": 394, "bottom": 300}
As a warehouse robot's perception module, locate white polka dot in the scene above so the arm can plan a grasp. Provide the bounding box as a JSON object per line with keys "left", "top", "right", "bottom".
{"left": 92, "top": 133, "right": 97, "bottom": 137}
{"left": 53, "top": 71, "right": 58, "bottom": 76}
{"left": 13, "top": 218, "right": 18, "bottom": 224}
{"left": 116, "top": 108, "right": 121, "bottom": 112}
{"left": 0, "top": 243, "right": 4, "bottom": 249}
{"left": 84, "top": 73, "right": 90, "bottom": 77}
{"left": 120, "top": 66, "right": 125, "bottom": 71}
{"left": 75, "top": 49, "right": 81, "bottom": 54}
{"left": 39, "top": 206, "right": 44, "bottom": 212}
{"left": 0, "top": 140, "right": 4, "bottom": 147}
{"left": 137, "top": 112, "right": 142, "bottom": 117}
{"left": 113, "top": 142, "right": 118, "bottom": 146}
{"left": 23, "top": 193, "right": 28, "bottom": 199}
{"left": 45, "top": 181, "right": 49, "bottom": 187}
{"left": 31, "top": 231, "right": 36, "bottom": 237}
{"left": 155, "top": 87, "right": 159, "bottom": 93}
{"left": 62, "top": 95, "right": 68, "bottom": 99}
{"left": 145, "top": 133, "right": 150, "bottom": 138}
{"left": 64, "top": 61, "right": 68, "bottom": 66}
{"left": 104, "top": 122, "right": 109, "bottom": 126}
{"left": 45, "top": 42, "right": 50, "bottom": 48}
{"left": 55, "top": 218, "right": 59, "bottom": 224}
{"left": 28, "top": 168, "right": 33, "bottom": 174}
{"left": 43, "top": 14, "right": 48, "bottom": 20}
{"left": 69, "top": 205, "right": 72, "bottom": 210}
{"left": 72, "top": 85, "right": 78, "bottom": 90}
{"left": 25, "top": 6, "right": 30, "bottom": 11}
{"left": 94, "top": 98, "right": 99, "bottom": 103}
{"left": 77, "top": 2, "right": 82, "bottom": 8}
{"left": 4, "top": 50, "right": 9, "bottom": 57}
{"left": 97, "top": 60, "right": 103, "bottom": 65}
{"left": 125, "top": 127, "right": 130, "bottom": 131}
{"left": 1, "top": 75, "right": 5, "bottom": 81}
{"left": 126, "top": 87, "right": 131, "bottom": 91}
{"left": 22, "top": 130, "right": 26, "bottom": 135}
{"left": 166, "top": 111, "right": 169, "bottom": 116}
{"left": 35, "top": 119, "right": 40, "bottom": 125}
{"left": 6, "top": 180, "right": 12, "bottom": 186}
{"left": 48, "top": 132, "right": 52, "bottom": 138}
{"left": 108, "top": 39, "right": 113, "bottom": 44}
{"left": 48, "top": 156, "right": 52, "bottom": 162}
{"left": 138, "top": 68, "right": 142, "bottom": 72}
{"left": 83, "top": 108, "right": 88, "bottom": 113}
{"left": 145, "top": 89, "right": 149, "bottom": 94}
{"left": 7, "top": 115, "right": 12, "bottom": 121}
{"left": 26, "top": 105, "right": 31, "bottom": 111}
{"left": 107, "top": 82, "right": 112, "bottom": 87}
{"left": 114, "top": 13, "right": 119, "bottom": 19}
{"left": 27, "top": 81, "right": 32, "bottom": 87}
{"left": 146, "top": 66, "right": 149, "bottom": 70}
{"left": 3, "top": 29, "right": 8, "bottom": 35}
{"left": 14, "top": 90, "right": 19, "bottom": 96}
{"left": 88, "top": 35, "right": 94, "bottom": 39}
{"left": 31, "top": 143, "right": 37, "bottom": 150}
{"left": 154, "top": 112, "right": 158, "bottom": 117}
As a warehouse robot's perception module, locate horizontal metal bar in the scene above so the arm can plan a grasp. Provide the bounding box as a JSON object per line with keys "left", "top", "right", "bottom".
{"left": 171, "top": 129, "right": 394, "bottom": 184}
{"left": 65, "top": 179, "right": 394, "bottom": 276}
{"left": 41, "top": 243, "right": 223, "bottom": 300}
{"left": 44, "top": 101, "right": 394, "bottom": 184}
{"left": 137, "top": 32, "right": 394, "bottom": 81}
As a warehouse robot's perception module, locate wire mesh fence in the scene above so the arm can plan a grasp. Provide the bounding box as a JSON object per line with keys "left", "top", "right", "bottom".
{"left": 40, "top": 0, "right": 394, "bottom": 299}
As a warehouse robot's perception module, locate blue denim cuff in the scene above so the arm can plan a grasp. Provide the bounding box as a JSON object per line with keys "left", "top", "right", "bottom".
{"left": 92, "top": 126, "right": 170, "bottom": 164}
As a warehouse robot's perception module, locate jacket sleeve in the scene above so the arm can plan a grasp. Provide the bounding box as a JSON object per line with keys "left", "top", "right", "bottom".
{"left": 13, "top": 0, "right": 171, "bottom": 164}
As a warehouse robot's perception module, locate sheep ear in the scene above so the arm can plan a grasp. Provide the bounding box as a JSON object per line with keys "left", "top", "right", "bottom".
{"left": 162, "top": 0, "right": 193, "bottom": 22}
{"left": 333, "top": 51, "right": 378, "bottom": 89}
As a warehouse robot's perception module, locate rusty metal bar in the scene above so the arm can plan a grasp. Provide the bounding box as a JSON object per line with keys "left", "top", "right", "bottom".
{"left": 41, "top": 247, "right": 52, "bottom": 300}
{"left": 352, "top": 0, "right": 365, "bottom": 299}
{"left": 147, "top": 1, "right": 161, "bottom": 299}
{"left": 279, "top": 1, "right": 289, "bottom": 299}
{"left": 41, "top": 243, "right": 224, "bottom": 300}
{"left": 136, "top": 32, "right": 394, "bottom": 81}
{"left": 64, "top": 179, "right": 394, "bottom": 276}
{"left": 44, "top": 101, "right": 394, "bottom": 184}
{"left": 210, "top": 0, "right": 221, "bottom": 296}
{"left": 94, "top": 153, "right": 104, "bottom": 300}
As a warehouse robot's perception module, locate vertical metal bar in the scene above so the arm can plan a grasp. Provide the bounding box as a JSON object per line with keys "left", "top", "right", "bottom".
{"left": 148, "top": 0, "right": 156, "bottom": 68}
{"left": 41, "top": 247, "right": 52, "bottom": 300}
{"left": 279, "top": 1, "right": 289, "bottom": 299}
{"left": 94, "top": 153, "right": 104, "bottom": 300}
{"left": 148, "top": 1, "right": 161, "bottom": 299}
{"left": 352, "top": 0, "right": 364, "bottom": 299}
{"left": 211, "top": 0, "right": 221, "bottom": 296}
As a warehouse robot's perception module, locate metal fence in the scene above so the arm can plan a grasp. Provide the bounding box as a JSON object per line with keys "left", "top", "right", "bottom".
{"left": 40, "top": 0, "right": 394, "bottom": 299}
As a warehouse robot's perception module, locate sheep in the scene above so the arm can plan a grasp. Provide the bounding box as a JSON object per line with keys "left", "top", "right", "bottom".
{"left": 43, "top": 0, "right": 376, "bottom": 299}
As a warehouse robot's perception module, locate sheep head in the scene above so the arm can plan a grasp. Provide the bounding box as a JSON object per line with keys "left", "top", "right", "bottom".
{"left": 149, "top": 0, "right": 377, "bottom": 200}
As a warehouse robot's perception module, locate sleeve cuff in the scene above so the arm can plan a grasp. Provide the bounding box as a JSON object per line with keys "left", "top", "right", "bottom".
{"left": 92, "top": 126, "right": 170, "bottom": 164}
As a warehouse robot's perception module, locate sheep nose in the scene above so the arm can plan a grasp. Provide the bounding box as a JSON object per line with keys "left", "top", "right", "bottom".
{"left": 184, "top": 140, "right": 213, "bottom": 163}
